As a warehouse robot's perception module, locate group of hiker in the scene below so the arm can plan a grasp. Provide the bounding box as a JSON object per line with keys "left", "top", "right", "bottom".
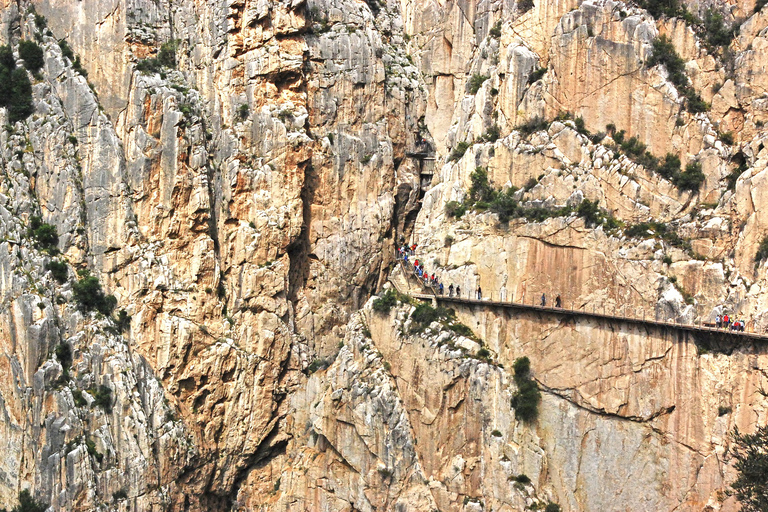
{"left": 399, "top": 245, "right": 446, "bottom": 295}
{"left": 715, "top": 313, "right": 745, "bottom": 331}
{"left": 397, "top": 245, "right": 565, "bottom": 308}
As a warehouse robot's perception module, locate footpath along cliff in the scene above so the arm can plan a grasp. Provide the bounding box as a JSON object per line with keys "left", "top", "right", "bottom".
{"left": 0, "top": 0, "right": 766, "bottom": 510}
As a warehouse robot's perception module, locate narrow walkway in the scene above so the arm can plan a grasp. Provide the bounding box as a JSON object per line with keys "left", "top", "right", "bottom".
{"left": 392, "top": 257, "right": 768, "bottom": 343}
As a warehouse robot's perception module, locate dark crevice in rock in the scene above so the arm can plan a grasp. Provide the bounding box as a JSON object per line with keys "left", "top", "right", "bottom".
{"left": 541, "top": 383, "right": 676, "bottom": 424}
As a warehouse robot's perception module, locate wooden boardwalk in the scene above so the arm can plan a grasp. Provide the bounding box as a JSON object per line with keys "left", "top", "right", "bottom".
{"left": 392, "top": 259, "right": 768, "bottom": 343}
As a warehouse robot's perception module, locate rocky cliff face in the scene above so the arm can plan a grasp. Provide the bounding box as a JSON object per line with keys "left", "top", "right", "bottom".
{"left": 1, "top": 0, "right": 768, "bottom": 510}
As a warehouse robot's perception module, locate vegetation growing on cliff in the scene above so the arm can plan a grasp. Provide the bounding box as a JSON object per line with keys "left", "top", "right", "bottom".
{"left": 0, "top": 490, "right": 48, "bottom": 512}
{"left": 28, "top": 216, "right": 59, "bottom": 253}
{"left": 511, "top": 356, "right": 541, "bottom": 422}
{"left": 447, "top": 167, "right": 621, "bottom": 228}
{"left": 73, "top": 270, "right": 117, "bottom": 315}
{"left": 135, "top": 40, "right": 179, "bottom": 74}
{"left": 646, "top": 36, "right": 708, "bottom": 113}
{"left": 608, "top": 127, "right": 706, "bottom": 191}
{"left": 755, "top": 236, "right": 768, "bottom": 267}
{"left": 729, "top": 425, "right": 768, "bottom": 511}
{"left": 0, "top": 45, "right": 34, "bottom": 123}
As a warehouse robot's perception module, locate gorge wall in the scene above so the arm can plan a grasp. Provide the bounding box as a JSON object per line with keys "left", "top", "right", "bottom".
{"left": 0, "top": 0, "right": 766, "bottom": 510}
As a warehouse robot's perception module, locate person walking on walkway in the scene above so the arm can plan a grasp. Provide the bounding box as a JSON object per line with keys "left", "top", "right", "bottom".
{"left": 541, "top": 293, "right": 546, "bottom": 307}
{"left": 477, "top": 286, "right": 482, "bottom": 300}
{"left": 716, "top": 314, "right": 721, "bottom": 328}
{"left": 439, "top": 282, "right": 444, "bottom": 295}
{"left": 724, "top": 313, "right": 730, "bottom": 329}
{"left": 456, "top": 286, "right": 461, "bottom": 298}
{"left": 555, "top": 295, "right": 561, "bottom": 308}
{"left": 449, "top": 284, "right": 454, "bottom": 297}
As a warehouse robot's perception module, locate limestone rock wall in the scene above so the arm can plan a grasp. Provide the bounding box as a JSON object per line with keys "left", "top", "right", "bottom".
{"left": 3, "top": 0, "right": 768, "bottom": 509}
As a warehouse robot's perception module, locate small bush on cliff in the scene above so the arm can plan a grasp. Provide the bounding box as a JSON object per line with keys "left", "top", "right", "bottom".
{"left": 448, "top": 141, "right": 470, "bottom": 162}
{"left": 755, "top": 236, "right": 768, "bottom": 267}
{"left": 28, "top": 216, "right": 59, "bottom": 253}
{"left": 0, "top": 490, "right": 48, "bottom": 512}
{"left": 135, "top": 40, "right": 179, "bottom": 75}
{"left": 527, "top": 66, "right": 547, "bottom": 85}
{"left": 729, "top": 424, "right": 768, "bottom": 511}
{"left": 647, "top": 36, "right": 707, "bottom": 114}
{"left": 372, "top": 289, "right": 403, "bottom": 313}
{"left": 510, "top": 356, "right": 540, "bottom": 422}
{"left": 72, "top": 270, "right": 117, "bottom": 315}
{"left": 45, "top": 260, "right": 68, "bottom": 283}
{"left": 489, "top": 20, "right": 502, "bottom": 38}
{"left": 18, "top": 40, "right": 44, "bottom": 74}
{"left": 545, "top": 504, "right": 562, "bottom": 512}
{"left": 89, "top": 385, "right": 112, "bottom": 413}
{"left": 674, "top": 161, "right": 705, "bottom": 191}
{"left": 468, "top": 74, "right": 489, "bottom": 94}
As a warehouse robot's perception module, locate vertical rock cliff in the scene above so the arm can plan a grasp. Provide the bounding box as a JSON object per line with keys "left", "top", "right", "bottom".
{"left": 0, "top": 0, "right": 767, "bottom": 510}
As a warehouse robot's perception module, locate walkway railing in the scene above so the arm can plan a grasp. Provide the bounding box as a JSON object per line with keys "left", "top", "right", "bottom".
{"left": 392, "top": 251, "right": 768, "bottom": 342}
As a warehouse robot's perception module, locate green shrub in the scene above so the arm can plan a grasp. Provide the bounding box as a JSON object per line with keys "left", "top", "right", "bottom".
{"left": 112, "top": 490, "right": 128, "bottom": 501}
{"left": 703, "top": 9, "right": 734, "bottom": 51}
{"left": 674, "top": 161, "right": 705, "bottom": 191}
{"left": 511, "top": 356, "right": 540, "bottom": 422}
{"left": 756, "top": 236, "right": 768, "bottom": 266}
{"left": 469, "top": 167, "right": 495, "bottom": 204}
{"left": 135, "top": 57, "right": 162, "bottom": 74}
{"left": 545, "top": 503, "right": 562, "bottom": 512}
{"left": 28, "top": 216, "right": 59, "bottom": 252}
{"left": 449, "top": 141, "right": 470, "bottom": 162}
{"left": 636, "top": 0, "right": 689, "bottom": 20}
{"left": 528, "top": 66, "right": 547, "bottom": 84}
{"left": 477, "top": 347, "right": 491, "bottom": 359}
{"left": 306, "top": 358, "right": 330, "bottom": 374}
{"left": 72, "top": 271, "right": 117, "bottom": 315}
{"left": 0, "top": 46, "right": 34, "bottom": 123}
{"left": 2, "top": 490, "right": 48, "bottom": 512}
{"left": 481, "top": 124, "right": 500, "bottom": 143}
{"left": 576, "top": 199, "right": 601, "bottom": 227}
{"left": 488, "top": 188, "right": 518, "bottom": 223}
{"left": 445, "top": 200, "right": 466, "bottom": 218}
{"left": 725, "top": 151, "right": 749, "bottom": 190}
{"left": 6, "top": 68, "right": 34, "bottom": 123}
{"left": 90, "top": 385, "right": 112, "bottom": 412}
{"left": 115, "top": 309, "right": 131, "bottom": 332}
{"left": 45, "top": 260, "right": 68, "bottom": 283}
{"left": 518, "top": 0, "right": 534, "bottom": 13}
{"left": 468, "top": 74, "right": 489, "bottom": 94}
{"left": 514, "top": 474, "right": 531, "bottom": 484}
{"left": 54, "top": 342, "right": 72, "bottom": 368}
{"left": 237, "top": 103, "right": 249, "bottom": 120}
{"left": 517, "top": 116, "right": 548, "bottom": 136}
{"left": 647, "top": 36, "right": 707, "bottom": 114}
{"left": 720, "top": 131, "right": 735, "bottom": 145}
{"left": 491, "top": 429, "right": 502, "bottom": 437}
{"left": 625, "top": 221, "right": 689, "bottom": 251}
{"left": 489, "top": 21, "right": 502, "bottom": 38}
{"left": 410, "top": 302, "right": 441, "bottom": 332}
{"left": 0, "top": 45, "right": 14, "bottom": 69}
{"left": 85, "top": 437, "right": 104, "bottom": 462}
{"left": 18, "top": 40, "right": 44, "bottom": 74}
{"left": 72, "top": 389, "right": 86, "bottom": 407}
{"left": 447, "top": 321, "right": 474, "bottom": 338}
{"left": 157, "top": 40, "right": 178, "bottom": 68}
{"left": 729, "top": 424, "right": 768, "bottom": 510}
{"left": 372, "top": 289, "right": 401, "bottom": 313}
{"left": 58, "top": 40, "right": 74, "bottom": 61}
